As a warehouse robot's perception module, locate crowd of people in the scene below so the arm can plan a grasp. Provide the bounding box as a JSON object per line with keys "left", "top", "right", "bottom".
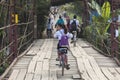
{"left": 46, "top": 14, "right": 81, "bottom": 38}
{"left": 46, "top": 9, "right": 81, "bottom": 70}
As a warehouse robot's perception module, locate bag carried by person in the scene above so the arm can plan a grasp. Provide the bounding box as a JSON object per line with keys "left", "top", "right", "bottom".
{"left": 59, "top": 35, "right": 69, "bottom": 47}
{"left": 71, "top": 20, "right": 77, "bottom": 31}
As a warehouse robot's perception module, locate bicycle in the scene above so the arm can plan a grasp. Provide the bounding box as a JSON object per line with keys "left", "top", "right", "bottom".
{"left": 47, "top": 29, "right": 52, "bottom": 38}
{"left": 72, "top": 31, "right": 77, "bottom": 47}
{"left": 59, "top": 47, "right": 69, "bottom": 76}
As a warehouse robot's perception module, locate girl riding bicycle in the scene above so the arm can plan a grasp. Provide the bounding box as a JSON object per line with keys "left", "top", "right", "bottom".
{"left": 54, "top": 24, "right": 73, "bottom": 70}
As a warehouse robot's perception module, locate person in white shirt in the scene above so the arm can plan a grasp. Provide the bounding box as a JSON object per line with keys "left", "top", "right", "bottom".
{"left": 70, "top": 15, "right": 80, "bottom": 28}
{"left": 70, "top": 15, "right": 80, "bottom": 41}
{"left": 46, "top": 18, "right": 53, "bottom": 38}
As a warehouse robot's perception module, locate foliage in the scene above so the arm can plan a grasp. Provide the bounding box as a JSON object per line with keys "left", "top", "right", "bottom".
{"left": 36, "top": 0, "right": 50, "bottom": 38}
{"left": 0, "top": 51, "right": 4, "bottom": 62}
{"left": 0, "top": 51, "right": 9, "bottom": 75}
{"left": 0, "top": 62, "right": 9, "bottom": 75}
{"left": 85, "top": 0, "right": 111, "bottom": 54}
{"left": 88, "top": 0, "right": 101, "bottom": 15}
{"left": 88, "top": 0, "right": 111, "bottom": 38}
{"left": 59, "top": 1, "right": 83, "bottom": 22}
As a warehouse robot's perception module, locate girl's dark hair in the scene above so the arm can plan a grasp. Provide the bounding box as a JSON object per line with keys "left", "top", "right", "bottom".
{"left": 59, "top": 15, "right": 62, "bottom": 19}
{"left": 62, "top": 24, "right": 65, "bottom": 29}
{"left": 57, "top": 24, "right": 62, "bottom": 28}
{"left": 73, "top": 15, "right": 77, "bottom": 19}
{"left": 64, "top": 27, "right": 68, "bottom": 34}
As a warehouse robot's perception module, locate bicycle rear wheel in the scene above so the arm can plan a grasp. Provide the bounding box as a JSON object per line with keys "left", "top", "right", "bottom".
{"left": 48, "top": 31, "right": 51, "bottom": 38}
{"left": 73, "top": 31, "right": 77, "bottom": 47}
{"left": 73, "top": 35, "right": 76, "bottom": 47}
{"left": 61, "top": 57, "right": 65, "bottom": 76}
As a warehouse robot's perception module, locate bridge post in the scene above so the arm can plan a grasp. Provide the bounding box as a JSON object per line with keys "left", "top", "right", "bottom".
{"left": 34, "top": 15, "right": 37, "bottom": 39}
{"left": 83, "top": 0, "right": 89, "bottom": 27}
{"left": 33, "top": 0, "right": 37, "bottom": 39}
{"left": 111, "top": 0, "right": 118, "bottom": 58}
{"left": 9, "top": 0, "right": 18, "bottom": 61}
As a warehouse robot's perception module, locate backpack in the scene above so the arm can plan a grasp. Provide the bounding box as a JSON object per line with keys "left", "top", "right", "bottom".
{"left": 59, "top": 35, "right": 69, "bottom": 47}
{"left": 71, "top": 20, "right": 77, "bottom": 31}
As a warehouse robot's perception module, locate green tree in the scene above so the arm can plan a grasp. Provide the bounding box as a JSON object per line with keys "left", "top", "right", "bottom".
{"left": 36, "top": 0, "right": 50, "bottom": 38}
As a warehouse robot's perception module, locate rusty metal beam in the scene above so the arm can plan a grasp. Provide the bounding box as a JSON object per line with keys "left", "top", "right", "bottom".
{"left": 9, "top": 0, "right": 18, "bottom": 61}
{"left": 111, "top": 0, "right": 119, "bottom": 57}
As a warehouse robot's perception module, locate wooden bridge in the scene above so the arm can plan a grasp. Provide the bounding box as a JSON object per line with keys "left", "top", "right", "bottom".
{"left": 2, "top": 39, "right": 120, "bottom": 80}
{"left": 0, "top": 0, "right": 120, "bottom": 80}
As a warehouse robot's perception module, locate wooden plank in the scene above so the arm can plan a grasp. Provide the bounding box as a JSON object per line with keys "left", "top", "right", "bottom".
{"left": 35, "top": 62, "right": 43, "bottom": 74}
{"left": 70, "top": 42, "right": 91, "bottom": 80}
{"left": 40, "top": 40, "right": 47, "bottom": 50}
{"left": 77, "top": 58, "right": 91, "bottom": 80}
{"left": 43, "top": 59, "right": 49, "bottom": 70}
{"left": 88, "top": 57, "right": 108, "bottom": 80}
{"left": 41, "top": 70, "right": 49, "bottom": 80}
{"left": 8, "top": 70, "right": 19, "bottom": 80}
{"left": 28, "top": 61, "right": 36, "bottom": 73}
{"left": 45, "top": 43, "right": 53, "bottom": 59}
{"left": 41, "top": 59, "right": 49, "bottom": 80}
{"left": 26, "top": 50, "right": 34, "bottom": 56}
{"left": 101, "top": 67, "right": 115, "bottom": 80}
{"left": 108, "top": 68, "right": 120, "bottom": 80}
{"left": 37, "top": 52, "right": 47, "bottom": 61}
{"left": 98, "top": 62, "right": 117, "bottom": 66}
{"left": 82, "top": 57, "right": 100, "bottom": 80}
{"left": 46, "top": 51, "right": 52, "bottom": 59}
{"left": 115, "top": 68, "right": 120, "bottom": 74}
{"left": 33, "top": 74, "right": 41, "bottom": 80}
{"left": 25, "top": 74, "right": 34, "bottom": 80}
{"left": 36, "top": 51, "right": 42, "bottom": 56}
{"left": 33, "top": 50, "right": 39, "bottom": 55}
{"left": 75, "top": 47, "right": 83, "bottom": 57}
{"left": 32, "top": 55, "right": 39, "bottom": 61}
{"left": 77, "top": 44, "right": 89, "bottom": 57}
{"left": 70, "top": 46, "right": 80, "bottom": 58}
{"left": 16, "top": 69, "right": 27, "bottom": 80}
{"left": 45, "top": 40, "right": 53, "bottom": 59}
{"left": 72, "top": 74, "right": 81, "bottom": 79}
{"left": 50, "top": 70, "right": 57, "bottom": 80}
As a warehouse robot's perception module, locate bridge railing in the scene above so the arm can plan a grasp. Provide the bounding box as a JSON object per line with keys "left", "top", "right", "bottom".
{"left": 83, "top": 21, "right": 120, "bottom": 65}
{"left": 0, "top": 22, "right": 34, "bottom": 75}
{"left": 0, "top": 0, "right": 35, "bottom": 75}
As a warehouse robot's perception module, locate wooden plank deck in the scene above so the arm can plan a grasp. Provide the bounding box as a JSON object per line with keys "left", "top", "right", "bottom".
{"left": 70, "top": 39, "right": 120, "bottom": 80}
{"left": 77, "top": 39, "right": 118, "bottom": 67}
{"left": 4, "top": 39, "right": 120, "bottom": 80}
